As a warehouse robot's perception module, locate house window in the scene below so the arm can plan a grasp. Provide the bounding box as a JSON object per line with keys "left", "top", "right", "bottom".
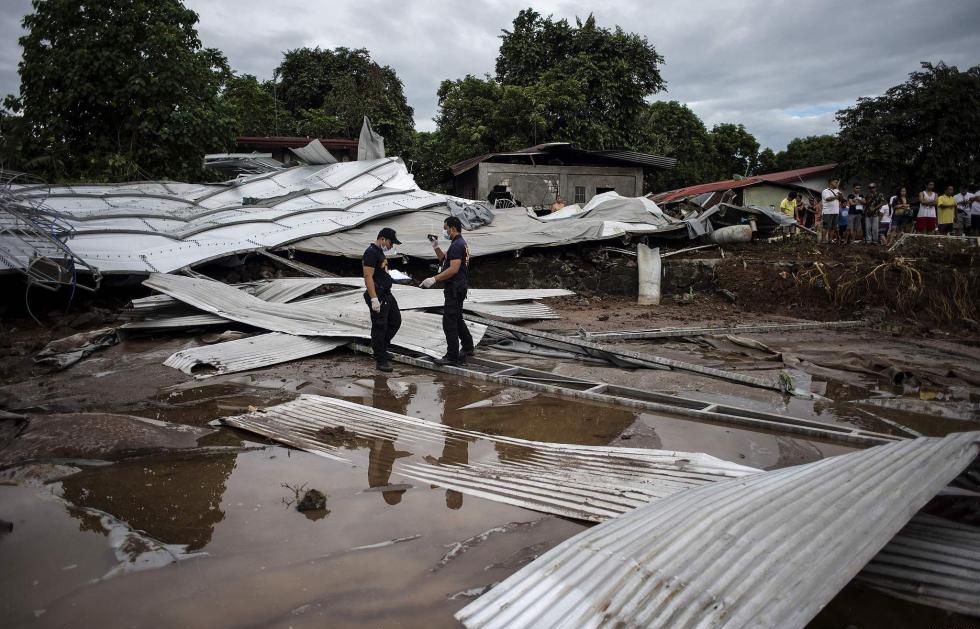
{"left": 574, "top": 186, "right": 586, "bottom": 204}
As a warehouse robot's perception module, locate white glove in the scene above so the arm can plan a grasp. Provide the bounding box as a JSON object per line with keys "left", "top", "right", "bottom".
{"left": 370, "top": 297, "right": 381, "bottom": 313}
{"left": 420, "top": 277, "right": 436, "bottom": 289}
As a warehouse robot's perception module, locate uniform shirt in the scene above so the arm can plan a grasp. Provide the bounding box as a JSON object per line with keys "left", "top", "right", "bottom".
{"left": 362, "top": 243, "right": 393, "bottom": 296}
{"left": 821, "top": 188, "right": 840, "bottom": 215}
{"left": 441, "top": 235, "right": 469, "bottom": 290}
{"left": 936, "top": 194, "right": 956, "bottom": 225}
{"left": 779, "top": 198, "right": 797, "bottom": 218}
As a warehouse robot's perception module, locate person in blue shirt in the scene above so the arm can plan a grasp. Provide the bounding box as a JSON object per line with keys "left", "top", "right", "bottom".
{"left": 420, "top": 216, "right": 474, "bottom": 365}
{"left": 362, "top": 227, "right": 402, "bottom": 372}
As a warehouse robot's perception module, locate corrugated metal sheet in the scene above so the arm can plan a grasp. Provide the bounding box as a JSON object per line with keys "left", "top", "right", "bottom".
{"left": 2, "top": 160, "right": 446, "bottom": 274}
{"left": 142, "top": 273, "right": 486, "bottom": 358}
{"left": 302, "top": 286, "right": 567, "bottom": 321}
{"left": 163, "top": 333, "right": 347, "bottom": 378}
{"left": 457, "top": 431, "right": 980, "bottom": 629}
{"left": 651, "top": 163, "right": 837, "bottom": 203}
{"left": 858, "top": 513, "right": 980, "bottom": 616}
{"left": 218, "top": 394, "right": 759, "bottom": 518}
{"left": 122, "top": 313, "right": 227, "bottom": 330}
{"left": 218, "top": 396, "right": 978, "bottom": 617}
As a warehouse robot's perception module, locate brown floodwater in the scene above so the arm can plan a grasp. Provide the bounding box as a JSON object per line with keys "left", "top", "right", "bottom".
{"left": 2, "top": 327, "right": 979, "bottom": 628}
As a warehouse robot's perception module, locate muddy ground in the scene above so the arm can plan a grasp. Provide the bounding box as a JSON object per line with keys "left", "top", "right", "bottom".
{"left": 1, "top": 240, "right": 980, "bottom": 629}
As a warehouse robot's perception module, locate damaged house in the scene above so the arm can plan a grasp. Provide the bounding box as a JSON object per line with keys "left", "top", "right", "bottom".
{"left": 450, "top": 142, "right": 677, "bottom": 208}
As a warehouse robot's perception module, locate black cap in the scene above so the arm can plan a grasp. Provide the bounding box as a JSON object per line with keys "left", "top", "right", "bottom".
{"left": 378, "top": 227, "right": 401, "bottom": 245}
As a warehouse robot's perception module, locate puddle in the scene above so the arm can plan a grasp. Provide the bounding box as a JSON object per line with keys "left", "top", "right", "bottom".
{"left": 0, "top": 444, "right": 584, "bottom": 629}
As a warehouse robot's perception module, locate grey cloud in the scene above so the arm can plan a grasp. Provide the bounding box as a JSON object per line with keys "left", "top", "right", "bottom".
{"left": 2, "top": 0, "right": 978, "bottom": 150}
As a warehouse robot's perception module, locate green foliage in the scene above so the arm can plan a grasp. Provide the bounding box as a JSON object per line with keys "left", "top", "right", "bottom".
{"left": 425, "top": 9, "right": 666, "bottom": 186}
{"left": 0, "top": 108, "right": 29, "bottom": 172}
{"left": 635, "top": 101, "right": 716, "bottom": 192}
{"left": 220, "top": 74, "right": 288, "bottom": 137}
{"left": 404, "top": 130, "right": 450, "bottom": 193}
{"left": 494, "top": 9, "right": 665, "bottom": 148}
{"left": 275, "top": 47, "right": 415, "bottom": 155}
{"left": 837, "top": 62, "right": 980, "bottom": 191}
{"left": 774, "top": 135, "right": 840, "bottom": 171}
{"left": 709, "top": 123, "right": 760, "bottom": 179}
{"left": 14, "top": 0, "right": 235, "bottom": 181}
{"left": 756, "top": 148, "right": 778, "bottom": 174}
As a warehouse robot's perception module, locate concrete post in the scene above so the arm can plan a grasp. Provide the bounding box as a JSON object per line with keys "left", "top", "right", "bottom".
{"left": 637, "top": 243, "right": 661, "bottom": 305}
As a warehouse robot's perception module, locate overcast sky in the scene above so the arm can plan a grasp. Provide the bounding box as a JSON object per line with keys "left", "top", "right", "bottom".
{"left": 2, "top": 0, "right": 978, "bottom": 150}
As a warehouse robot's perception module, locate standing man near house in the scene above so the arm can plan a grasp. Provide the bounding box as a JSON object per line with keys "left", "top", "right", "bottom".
{"left": 917, "top": 181, "right": 938, "bottom": 232}
{"left": 420, "top": 216, "right": 474, "bottom": 365}
{"left": 847, "top": 183, "right": 865, "bottom": 244}
{"left": 779, "top": 191, "right": 798, "bottom": 219}
{"left": 953, "top": 184, "right": 973, "bottom": 235}
{"left": 864, "top": 183, "right": 885, "bottom": 245}
{"left": 362, "top": 227, "right": 402, "bottom": 373}
{"left": 821, "top": 178, "right": 843, "bottom": 243}
{"left": 936, "top": 185, "right": 957, "bottom": 235}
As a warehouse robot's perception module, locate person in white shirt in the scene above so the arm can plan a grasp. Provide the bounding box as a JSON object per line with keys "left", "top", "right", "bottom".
{"left": 970, "top": 186, "right": 980, "bottom": 236}
{"left": 821, "top": 177, "right": 843, "bottom": 243}
{"left": 917, "top": 181, "right": 938, "bottom": 232}
{"left": 953, "top": 184, "right": 973, "bottom": 235}
{"left": 878, "top": 198, "right": 892, "bottom": 246}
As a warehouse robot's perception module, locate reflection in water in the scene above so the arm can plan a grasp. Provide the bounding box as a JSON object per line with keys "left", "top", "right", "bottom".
{"left": 367, "top": 376, "right": 414, "bottom": 505}
{"left": 361, "top": 376, "right": 641, "bottom": 510}
{"left": 367, "top": 439, "right": 411, "bottom": 505}
{"left": 60, "top": 452, "right": 236, "bottom": 551}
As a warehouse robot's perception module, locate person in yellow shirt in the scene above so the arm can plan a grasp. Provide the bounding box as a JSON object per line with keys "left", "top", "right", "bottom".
{"left": 937, "top": 185, "right": 957, "bottom": 235}
{"left": 779, "top": 191, "right": 798, "bottom": 219}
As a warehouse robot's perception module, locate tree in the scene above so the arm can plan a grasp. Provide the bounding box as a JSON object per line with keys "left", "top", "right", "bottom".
{"left": 220, "top": 74, "right": 290, "bottom": 137}
{"left": 494, "top": 9, "right": 666, "bottom": 148}
{"left": 755, "top": 148, "right": 778, "bottom": 174}
{"left": 405, "top": 130, "right": 450, "bottom": 193}
{"left": 0, "top": 106, "right": 28, "bottom": 172}
{"left": 836, "top": 61, "right": 980, "bottom": 191}
{"left": 774, "top": 135, "right": 840, "bottom": 171}
{"left": 275, "top": 47, "right": 415, "bottom": 155}
{"left": 635, "top": 100, "right": 715, "bottom": 192}
{"left": 12, "top": 0, "right": 234, "bottom": 181}
{"left": 709, "top": 123, "right": 760, "bottom": 179}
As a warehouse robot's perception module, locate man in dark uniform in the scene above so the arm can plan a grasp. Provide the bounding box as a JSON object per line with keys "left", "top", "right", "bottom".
{"left": 362, "top": 227, "right": 402, "bottom": 372}
{"left": 420, "top": 216, "right": 474, "bottom": 365}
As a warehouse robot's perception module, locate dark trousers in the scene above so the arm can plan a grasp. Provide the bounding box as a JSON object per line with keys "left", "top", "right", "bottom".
{"left": 364, "top": 292, "right": 401, "bottom": 361}
{"left": 442, "top": 285, "right": 473, "bottom": 359}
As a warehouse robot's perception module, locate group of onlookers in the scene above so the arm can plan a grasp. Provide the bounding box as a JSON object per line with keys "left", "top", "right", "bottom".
{"left": 782, "top": 178, "right": 980, "bottom": 244}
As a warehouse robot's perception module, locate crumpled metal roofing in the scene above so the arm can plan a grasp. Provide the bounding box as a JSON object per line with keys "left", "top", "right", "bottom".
{"left": 218, "top": 394, "right": 759, "bottom": 515}
{"left": 857, "top": 513, "right": 980, "bottom": 616}
{"left": 219, "top": 395, "right": 978, "bottom": 618}
{"left": 457, "top": 431, "right": 980, "bottom": 629}
{"left": 1, "top": 159, "right": 443, "bottom": 274}
{"left": 164, "top": 333, "right": 347, "bottom": 377}
{"left": 131, "top": 278, "right": 571, "bottom": 323}
{"left": 142, "top": 273, "right": 486, "bottom": 358}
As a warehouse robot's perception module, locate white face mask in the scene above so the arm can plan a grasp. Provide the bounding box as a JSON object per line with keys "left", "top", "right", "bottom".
{"left": 442, "top": 230, "right": 451, "bottom": 240}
